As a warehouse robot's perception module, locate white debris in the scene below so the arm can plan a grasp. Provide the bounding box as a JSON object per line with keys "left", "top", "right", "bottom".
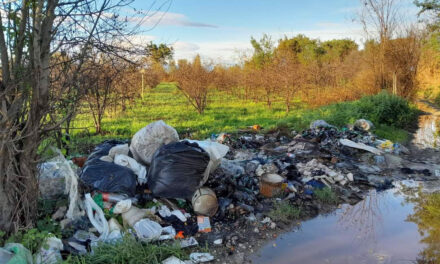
{"left": 190, "top": 252, "right": 215, "bottom": 263}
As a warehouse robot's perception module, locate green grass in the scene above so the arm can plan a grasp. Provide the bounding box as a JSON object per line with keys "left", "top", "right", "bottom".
{"left": 64, "top": 235, "right": 188, "bottom": 264}
{"left": 268, "top": 201, "right": 302, "bottom": 222}
{"left": 314, "top": 187, "right": 339, "bottom": 204}
{"left": 68, "top": 84, "right": 415, "bottom": 154}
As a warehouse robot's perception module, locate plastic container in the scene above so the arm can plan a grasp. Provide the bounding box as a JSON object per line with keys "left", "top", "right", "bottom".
{"left": 192, "top": 187, "right": 218, "bottom": 217}
{"left": 260, "top": 174, "right": 284, "bottom": 198}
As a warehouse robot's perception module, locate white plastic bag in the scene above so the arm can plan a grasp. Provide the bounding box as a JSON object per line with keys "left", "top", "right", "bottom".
{"left": 130, "top": 120, "right": 179, "bottom": 165}
{"left": 113, "top": 199, "right": 132, "bottom": 214}
{"left": 185, "top": 140, "right": 229, "bottom": 184}
{"left": 35, "top": 237, "right": 63, "bottom": 264}
{"left": 84, "top": 193, "right": 109, "bottom": 240}
{"left": 114, "top": 154, "right": 147, "bottom": 184}
{"left": 99, "top": 144, "right": 130, "bottom": 162}
{"left": 39, "top": 148, "right": 83, "bottom": 220}
{"left": 133, "top": 219, "right": 162, "bottom": 242}
{"left": 122, "top": 206, "right": 155, "bottom": 227}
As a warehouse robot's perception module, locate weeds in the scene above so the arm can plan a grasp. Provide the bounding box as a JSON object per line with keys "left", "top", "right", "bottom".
{"left": 65, "top": 235, "right": 188, "bottom": 264}
{"left": 268, "top": 201, "right": 302, "bottom": 222}
{"left": 314, "top": 187, "right": 339, "bottom": 204}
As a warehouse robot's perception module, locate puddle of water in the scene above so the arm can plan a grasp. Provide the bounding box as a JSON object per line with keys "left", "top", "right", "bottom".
{"left": 414, "top": 114, "right": 440, "bottom": 149}
{"left": 251, "top": 182, "right": 438, "bottom": 264}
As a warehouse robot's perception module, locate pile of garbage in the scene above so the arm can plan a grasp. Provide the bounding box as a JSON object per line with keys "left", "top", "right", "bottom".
{"left": 2, "top": 118, "right": 427, "bottom": 263}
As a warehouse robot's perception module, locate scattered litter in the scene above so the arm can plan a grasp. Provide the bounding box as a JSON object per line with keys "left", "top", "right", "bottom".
{"left": 122, "top": 206, "right": 155, "bottom": 228}
{"left": 310, "top": 120, "right": 331, "bottom": 129}
{"left": 162, "top": 256, "right": 187, "bottom": 264}
{"left": 133, "top": 219, "right": 163, "bottom": 242}
{"left": 192, "top": 187, "right": 218, "bottom": 217}
{"left": 340, "top": 139, "right": 383, "bottom": 155}
{"left": 190, "top": 252, "right": 215, "bottom": 263}
{"left": 33, "top": 119, "right": 427, "bottom": 262}
{"left": 180, "top": 237, "right": 199, "bottom": 248}
{"left": 160, "top": 226, "right": 176, "bottom": 240}
{"left": 1, "top": 243, "right": 33, "bottom": 264}
{"left": 35, "top": 236, "right": 63, "bottom": 264}
{"left": 197, "top": 216, "right": 211, "bottom": 233}
{"left": 260, "top": 174, "right": 285, "bottom": 198}
{"left": 112, "top": 199, "right": 132, "bottom": 214}
{"left": 84, "top": 193, "right": 109, "bottom": 240}
{"left": 354, "top": 119, "right": 374, "bottom": 131}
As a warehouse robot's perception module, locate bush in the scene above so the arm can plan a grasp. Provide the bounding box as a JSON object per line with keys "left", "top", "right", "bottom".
{"left": 354, "top": 91, "right": 419, "bottom": 129}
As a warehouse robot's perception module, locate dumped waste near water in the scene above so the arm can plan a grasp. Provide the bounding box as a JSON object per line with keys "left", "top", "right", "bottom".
{"left": 4, "top": 118, "right": 440, "bottom": 264}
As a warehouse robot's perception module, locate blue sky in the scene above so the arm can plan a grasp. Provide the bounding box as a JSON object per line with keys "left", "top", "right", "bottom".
{"left": 131, "top": 0, "right": 418, "bottom": 64}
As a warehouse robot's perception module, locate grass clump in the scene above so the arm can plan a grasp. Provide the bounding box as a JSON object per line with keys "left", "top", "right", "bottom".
{"left": 65, "top": 235, "right": 188, "bottom": 264}
{"left": 268, "top": 201, "right": 302, "bottom": 222}
{"left": 314, "top": 187, "right": 339, "bottom": 204}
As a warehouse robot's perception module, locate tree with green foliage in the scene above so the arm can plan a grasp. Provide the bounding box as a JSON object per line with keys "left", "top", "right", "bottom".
{"left": 250, "top": 34, "right": 275, "bottom": 68}
{"left": 146, "top": 42, "right": 174, "bottom": 65}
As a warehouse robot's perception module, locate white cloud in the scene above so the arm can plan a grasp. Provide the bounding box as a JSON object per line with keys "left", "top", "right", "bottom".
{"left": 172, "top": 41, "right": 252, "bottom": 65}
{"left": 171, "top": 23, "right": 365, "bottom": 65}
{"left": 129, "top": 11, "right": 217, "bottom": 28}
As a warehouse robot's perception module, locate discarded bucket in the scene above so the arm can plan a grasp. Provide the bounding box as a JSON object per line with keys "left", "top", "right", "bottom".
{"left": 192, "top": 187, "right": 218, "bottom": 217}
{"left": 260, "top": 174, "right": 284, "bottom": 198}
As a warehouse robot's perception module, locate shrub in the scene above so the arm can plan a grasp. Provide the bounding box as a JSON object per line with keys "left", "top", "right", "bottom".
{"left": 354, "top": 91, "right": 419, "bottom": 129}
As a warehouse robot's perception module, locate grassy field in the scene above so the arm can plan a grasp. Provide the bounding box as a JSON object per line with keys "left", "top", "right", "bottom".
{"left": 69, "top": 83, "right": 413, "bottom": 155}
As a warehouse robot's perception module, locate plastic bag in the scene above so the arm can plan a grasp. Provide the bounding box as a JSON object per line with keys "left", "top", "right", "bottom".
{"left": 84, "top": 193, "right": 109, "bottom": 240}
{"left": 2, "top": 243, "right": 33, "bottom": 264}
{"left": 147, "top": 141, "right": 210, "bottom": 199}
{"left": 114, "top": 154, "right": 147, "bottom": 185}
{"left": 113, "top": 199, "right": 132, "bottom": 214}
{"left": 35, "top": 237, "right": 63, "bottom": 264}
{"left": 99, "top": 144, "right": 130, "bottom": 162}
{"left": 81, "top": 141, "right": 137, "bottom": 196}
{"left": 38, "top": 148, "right": 83, "bottom": 220}
{"left": 122, "top": 206, "right": 156, "bottom": 227}
{"left": 133, "top": 219, "right": 162, "bottom": 242}
{"left": 185, "top": 140, "right": 229, "bottom": 184}
{"left": 130, "top": 120, "right": 179, "bottom": 165}
{"left": 38, "top": 148, "right": 79, "bottom": 199}
{"left": 354, "top": 119, "right": 374, "bottom": 131}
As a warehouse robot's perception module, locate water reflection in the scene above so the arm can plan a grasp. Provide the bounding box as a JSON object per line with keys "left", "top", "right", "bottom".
{"left": 413, "top": 104, "right": 440, "bottom": 148}
{"left": 406, "top": 189, "right": 440, "bottom": 264}
{"left": 251, "top": 184, "right": 425, "bottom": 264}
{"left": 337, "top": 190, "right": 382, "bottom": 242}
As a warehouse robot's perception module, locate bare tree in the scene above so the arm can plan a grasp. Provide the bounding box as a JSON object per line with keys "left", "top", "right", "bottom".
{"left": 359, "top": 0, "right": 403, "bottom": 90}
{"left": 0, "top": 0, "right": 145, "bottom": 232}
{"left": 172, "top": 55, "right": 212, "bottom": 114}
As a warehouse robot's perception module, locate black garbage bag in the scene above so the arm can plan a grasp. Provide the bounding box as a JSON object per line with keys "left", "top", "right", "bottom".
{"left": 147, "top": 141, "right": 210, "bottom": 199}
{"left": 80, "top": 140, "right": 137, "bottom": 196}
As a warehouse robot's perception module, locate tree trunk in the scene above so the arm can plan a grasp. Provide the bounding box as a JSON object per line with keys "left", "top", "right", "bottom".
{"left": 0, "top": 139, "right": 39, "bottom": 232}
